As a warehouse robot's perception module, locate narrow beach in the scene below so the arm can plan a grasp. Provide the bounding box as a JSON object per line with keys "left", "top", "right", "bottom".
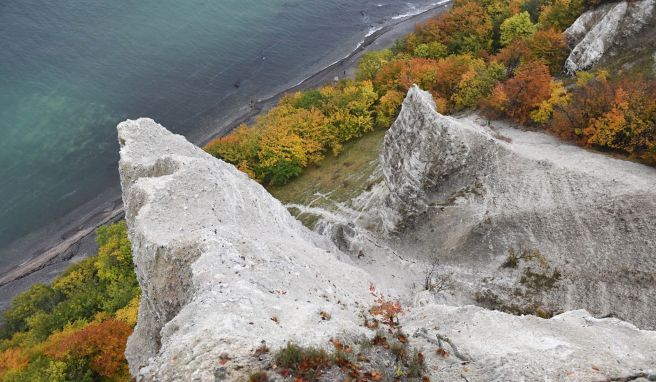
{"left": 0, "top": 1, "right": 451, "bottom": 309}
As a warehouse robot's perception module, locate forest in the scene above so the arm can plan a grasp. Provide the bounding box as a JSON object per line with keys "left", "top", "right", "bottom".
{"left": 1, "top": 0, "right": 654, "bottom": 380}
{"left": 0, "top": 222, "right": 138, "bottom": 381}
{"left": 207, "top": 0, "right": 656, "bottom": 186}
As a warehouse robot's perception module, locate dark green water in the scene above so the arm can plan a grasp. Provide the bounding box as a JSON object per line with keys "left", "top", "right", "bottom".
{"left": 0, "top": 0, "right": 439, "bottom": 271}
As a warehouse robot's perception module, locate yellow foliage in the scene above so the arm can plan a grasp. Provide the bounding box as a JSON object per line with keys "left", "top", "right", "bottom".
{"left": 530, "top": 80, "right": 570, "bottom": 124}
{"left": 115, "top": 296, "right": 140, "bottom": 327}
{"left": 51, "top": 258, "right": 95, "bottom": 297}
{"left": 0, "top": 348, "right": 29, "bottom": 378}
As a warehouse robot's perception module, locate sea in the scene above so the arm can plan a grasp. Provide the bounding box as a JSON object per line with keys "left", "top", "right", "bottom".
{"left": 0, "top": 0, "right": 442, "bottom": 273}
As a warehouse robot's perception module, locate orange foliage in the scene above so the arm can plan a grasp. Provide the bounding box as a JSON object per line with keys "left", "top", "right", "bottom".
{"left": 373, "top": 59, "right": 406, "bottom": 95}
{"left": 551, "top": 75, "right": 656, "bottom": 162}
{"left": 43, "top": 319, "right": 132, "bottom": 379}
{"left": 368, "top": 283, "right": 403, "bottom": 327}
{"left": 0, "top": 348, "right": 29, "bottom": 378}
{"left": 492, "top": 38, "right": 531, "bottom": 75}
{"left": 493, "top": 29, "right": 567, "bottom": 75}
{"left": 375, "top": 55, "right": 492, "bottom": 113}
{"left": 550, "top": 73, "right": 615, "bottom": 140}
{"left": 484, "top": 61, "right": 552, "bottom": 124}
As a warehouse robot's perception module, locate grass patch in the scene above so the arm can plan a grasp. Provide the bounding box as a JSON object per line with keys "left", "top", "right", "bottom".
{"left": 274, "top": 343, "right": 333, "bottom": 381}
{"left": 268, "top": 127, "right": 386, "bottom": 226}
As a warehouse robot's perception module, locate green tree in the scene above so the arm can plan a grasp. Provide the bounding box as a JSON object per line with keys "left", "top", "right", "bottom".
{"left": 413, "top": 42, "right": 448, "bottom": 59}
{"left": 1, "top": 285, "right": 62, "bottom": 337}
{"left": 95, "top": 221, "right": 140, "bottom": 312}
{"left": 500, "top": 12, "right": 537, "bottom": 47}
{"left": 453, "top": 61, "right": 506, "bottom": 110}
{"left": 356, "top": 50, "right": 394, "bottom": 81}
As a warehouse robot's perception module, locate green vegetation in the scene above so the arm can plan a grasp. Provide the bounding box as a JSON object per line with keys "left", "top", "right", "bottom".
{"left": 3, "top": 0, "right": 655, "bottom": 380}
{"left": 205, "top": 80, "right": 396, "bottom": 186}
{"left": 269, "top": 127, "right": 385, "bottom": 227}
{"left": 0, "top": 221, "right": 138, "bottom": 381}
{"left": 209, "top": 0, "right": 655, "bottom": 186}
{"left": 500, "top": 11, "right": 537, "bottom": 46}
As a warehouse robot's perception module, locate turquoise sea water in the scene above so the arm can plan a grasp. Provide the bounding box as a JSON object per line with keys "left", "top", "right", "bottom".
{"left": 0, "top": 0, "right": 438, "bottom": 270}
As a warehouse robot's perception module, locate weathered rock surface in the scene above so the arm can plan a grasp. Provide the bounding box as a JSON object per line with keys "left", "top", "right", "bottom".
{"left": 379, "top": 87, "right": 469, "bottom": 232}
{"left": 353, "top": 86, "right": 656, "bottom": 329}
{"left": 407, "top": 305, "right": 656, "bottom": 381}
{"left": 564, "top": 0, "right": 655, "bottom": 73}
{"left": 118, "top": 109, "right": 656, "bottom": 381}
{"left": 118, "top": 119, "right": 373, "bottom": 381}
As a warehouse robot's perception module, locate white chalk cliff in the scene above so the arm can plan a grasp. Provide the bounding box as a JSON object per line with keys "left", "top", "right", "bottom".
{"left": 352, "top": 86, "right": 656, "bottom": 329}
{"left": 118, "top": 120, "right": 373, "bottom": 381}
{"left": 564, "top": 0, "right": 655, "bottom": 73}
{"left": 118, "top": 87, "right": 656, "bottom": 381}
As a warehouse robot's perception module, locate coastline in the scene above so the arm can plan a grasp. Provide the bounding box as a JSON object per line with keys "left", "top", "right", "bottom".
{"left": 200, "top": 0, "right": 452, "bottom": 146}
{"left": 0, "top": 1, "right": 451, "bottom": 309}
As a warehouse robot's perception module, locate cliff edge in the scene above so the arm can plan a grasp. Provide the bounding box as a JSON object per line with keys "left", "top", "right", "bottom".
{"left": 350, "top": 86, "right": 656, "bottom": 330}
{"left": 118, "top": 119, "right": 373, "bottom": 381}
{"left": 117, "top": 108, "right": 656, "bottom": 381}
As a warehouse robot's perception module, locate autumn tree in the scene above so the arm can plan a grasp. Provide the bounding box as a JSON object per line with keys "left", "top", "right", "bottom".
{"left": 0, "top": 221, "right": 138, "bottom": 381}
{"left": 538, "top": 0, "right": 584, "bottom": 31}
{"left": 375, "top": 90, "right": 406, "bottom": 127}
{"left": 452, "top": 61, "right": 506, "bottom": 111}
{"left": 413, "top": 41, "right": 448, "bottom": 59}
{"left": 482, "top": 60, "right": 553, "bottom": 124}
{"left": 43, "top": 319, "right": 133, "bottom": 380}
{"left": 500, "top": 11, "right": 537, "bottom": 46}
{"left": 207, "top": 80, "right": 378, "bottom": 185}
{"left": 551, "top": 74, "right": 656, "bottom": 161}
{"left": 493, "top": 28, "right": 567, "bottom": 74}
{"left": 530, "top": 80, "right": 570, "bottom": 124}
{"left": 549, "top": 71, "right": 615, "bottom": 140}
{"left": 520, "top": 0, "right": 547, "bottom": 22}
{"left": 94, "top": 221, "right": 140, "bottom": 312}
{"left": 526, "top": 28, "right": 568, "bottom": 74}
{"left": 1, "top": 285, "right": 62, "bottom": 337}
{"left": 356, "top": 49, "right": 394, "bottom": 81}
{"left": 413, "top": 1, "right": 494, "bottom": 55}
{"left": 0, "top": 348, "right": 28, "bottom": 379}
{"left": 492, "top": 38, "right": 531, "bottom": 75}
{"left": 318, "top": 80, "right": 378, "bottom": 145}
{"left": 254, "top": 106, "right": 327, "bottom": 184}
{"left": 373, "top": 58, "right": 408, "bottom": 95}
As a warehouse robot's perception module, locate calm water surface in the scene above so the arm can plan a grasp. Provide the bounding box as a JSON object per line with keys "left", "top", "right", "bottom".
{"left": 0, "top": 0, "right": 438, "bottom": 270}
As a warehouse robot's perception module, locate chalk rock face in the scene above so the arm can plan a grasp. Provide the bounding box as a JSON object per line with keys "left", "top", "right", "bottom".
{"left": 564, "top": 0, "right": 655, "bottom": 73}
{"left": 407, "top": 305, "right": 656, "bottom": 381}
{"left": 118, "top": 119, "right": 373, "bottom": 381}
{"left": 379, "top": 86, "right": 469, "bottom": 232}
{"left": 368, "top": 86, "right": 656, "bottom": 329}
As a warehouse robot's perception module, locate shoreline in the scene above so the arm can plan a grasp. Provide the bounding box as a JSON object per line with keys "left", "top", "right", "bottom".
{"left": 0, "top": 1, "right": 451, "bottom": 308}
{"left": 200, "top": 1, "right": 452, "bottom": 145}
